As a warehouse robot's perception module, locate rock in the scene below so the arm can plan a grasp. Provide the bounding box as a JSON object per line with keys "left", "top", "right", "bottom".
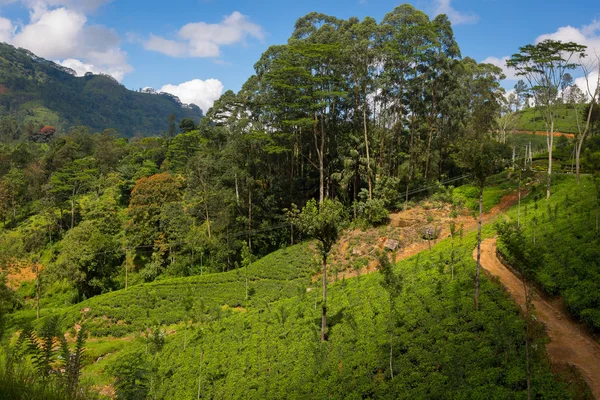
{"left": 384, "top": 239, "right": 399, "bottom": 251}
{"left": 421, "top": 225, "right": 439, "bottom": 240}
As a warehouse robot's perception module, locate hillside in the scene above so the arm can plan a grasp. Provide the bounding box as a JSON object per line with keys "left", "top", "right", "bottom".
{"left": 0, "top": 42, "right": 203, "bottom": 137}
{"left": 497, "top": 175, "right": 600, "bottom": 331}
{"left": 1, "top": 180, "right": 590, "bottom": 399}
{"left": 513, "top": 104, "right": 583, "bottom": 134}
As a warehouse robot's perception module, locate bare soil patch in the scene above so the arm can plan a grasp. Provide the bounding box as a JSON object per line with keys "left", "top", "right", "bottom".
{"left": 325, "top": 191, "right": 520, "bottom": 281}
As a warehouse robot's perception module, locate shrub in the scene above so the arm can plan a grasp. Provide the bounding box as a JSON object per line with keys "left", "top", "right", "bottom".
{"left": 356, "top": 198, "right": 389, "bottom": 227}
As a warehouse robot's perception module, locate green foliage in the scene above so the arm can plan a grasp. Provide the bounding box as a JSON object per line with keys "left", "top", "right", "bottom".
{"left": 356, "top": 197, "right": 389, "bottom": 227}
{"left": 298, "top": 199, "right": 344, "bottom": 256}
{"left": 108, "top": 349, "right": 151, "bottom": 400}
{"left": 47, "top": 220, "right": 122, "bottom": 299}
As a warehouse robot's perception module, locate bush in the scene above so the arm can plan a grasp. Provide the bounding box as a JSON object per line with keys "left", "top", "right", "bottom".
{"left": 356, "top": 198, "right": 389, "bottom": 227}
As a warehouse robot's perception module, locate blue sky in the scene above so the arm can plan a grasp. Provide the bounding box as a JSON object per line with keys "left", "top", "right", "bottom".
{"left": 1, "top": 0, "right": 599, "bottom": 112}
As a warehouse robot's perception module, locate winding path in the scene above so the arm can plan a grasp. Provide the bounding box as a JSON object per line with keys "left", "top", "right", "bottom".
{"left": 475, "top": 238, "right": 600, "bottom": 399}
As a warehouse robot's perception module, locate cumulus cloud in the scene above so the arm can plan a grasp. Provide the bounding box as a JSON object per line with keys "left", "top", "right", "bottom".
{"left": 58, "top": 57, "right": 130, "bottom": 81}
{"left": 535, "top": 20, "right": 600, "bottom": 99}
{"left": 159, "top": 78, "right": 224, "bottom": 112}
{"left": 0, "top": 15, "right": 13, "bottom": 42}
{"left": 0, "top": 1, "right": 131, "bottom": 81}
{"left": 1, "top": 0, "right": 111, "bottom": 13}
{"left": 144, "top": 34, "right": 188, "bottom": 57}
{"left": 483, "top": 19, "right": 600, "bottom": 91}
{"left": 434, "top": 0, "right": 479, "bottom": 25}
{"left": 12, "top": 7, "right": 86, "bottom": 58}
{"left": 574, "top": 72, "right": 599, "bottom": 101}
{"left": 144, "top": 11, "right": 264, "bottom": 58}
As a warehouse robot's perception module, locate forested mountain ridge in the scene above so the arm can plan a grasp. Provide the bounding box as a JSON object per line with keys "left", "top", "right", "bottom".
{"left": 0, "top": 42, "right": 203, "bottom": 137}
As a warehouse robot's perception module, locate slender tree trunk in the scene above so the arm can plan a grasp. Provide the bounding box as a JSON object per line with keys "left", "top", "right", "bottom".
{"left": 35, "top": 261, "right": 40, "bottom": 319}
{"left": 321, "top": 254, "right": 327, "bottom": 342}
{"left": 475, "top": 185, "right": 483, "bottom": 310}
{"left": 546, "top": 118, "right": 554, "bottom": 199}
{"left": 197, "top": 351, "right": 203, "bottom": 400}
{"left": 70, "top": 192, "right": 75, "bottom": 230}
{"left": 389, "top": 330, "right": 394, "bottom": 379}
{"left": 523, "top": 277, "right": 532, "bottom": 400}
{"left": 315, "top": 112, "right": 325, "bottom": 205}
{"left": 596, "top": 189, "right": 600, "bottom": 236}
{"left": 363, "top": 86, "right": 373, "bottom": 200}
{"left": 518, "top": 175, "right": 521, "bottom": 228}
{"left": 248, "top": 187, "right": 252, "bottom": 251}
{"left": 235, "top": 172, "right": 240, "bottom": 206}
{"left": 450, "top": 242, "right": 455, "bottom": 280}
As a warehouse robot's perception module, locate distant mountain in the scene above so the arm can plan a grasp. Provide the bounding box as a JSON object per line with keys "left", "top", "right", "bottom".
{"left": 0, "top": 42, "right": 203, "bottom": 137}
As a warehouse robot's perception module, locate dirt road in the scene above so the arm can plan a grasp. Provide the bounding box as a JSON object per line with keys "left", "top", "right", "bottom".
{"left": 476, "top": 238, "right": 600, "bottom": 399}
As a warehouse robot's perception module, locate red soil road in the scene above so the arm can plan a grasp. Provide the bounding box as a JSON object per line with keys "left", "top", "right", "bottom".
{"left": 475, "top": 238, "right": 600, "bottom": 399}
{"left": 513, "top": 129, "right": 575, "bottom": 139}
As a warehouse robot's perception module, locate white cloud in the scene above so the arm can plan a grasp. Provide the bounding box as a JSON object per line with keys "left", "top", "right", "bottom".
{"left": 144, "top": 34, "right": 188, "bottom": 57}
{"left": 159, "top": 78, "right": 224, "bottom": 112}
{"left": 574, "top": 72, "right": 599, "bottom": 100}
{"left": 57, "top": 57, "right": 131, "bottom": 81}
{"left": 3, "top": 0, "right": 111, "bottom": 12}
{"left": 434, "top": 0, "right": 479, "bottom": 25}
{"left": 483, "top": 18, "right": 600, "bottom": 90}
{"left": 535, "top": 21, "right": 600, "bottom": 99}
{"left": 481, "top": 56, "right": 519, "bottom": 80}
{"left": 12, "top": 7, "right": 86, "bottom": 58}
{"left": 0, "top": 15, "right": 13, "bottom": 42}
{"left": 0, "top": 2, "right": 131, "bottom": 81}
{"left": 144, "top": 11, "right": 264, "bottom": 58}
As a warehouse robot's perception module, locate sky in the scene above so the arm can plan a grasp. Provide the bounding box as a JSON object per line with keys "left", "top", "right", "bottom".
{"left": 0, "top": 0, "right": 599, "bottom": 113}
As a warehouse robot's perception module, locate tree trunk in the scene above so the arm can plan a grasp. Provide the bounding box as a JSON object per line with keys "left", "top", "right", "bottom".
{"left": 71, "top": 185, "right": 77, "bottom": 230}
{"left": 546, "top": 118, "right": 554, "bottom": 199}
{"left": 321, "top": 254, "right": 328, "bottom": 342}
{"left": 450, "top": 242, "right": 455, "bottom": 280}
{"left": 197, "top": 351, "right": 203, "bottom": 400}
{"left": 248, "top": 186, "right": 252, "bottom": 250}
{"left": 475, "top": 185, "right": 483, "bottom": 310}
{"left": 35, "top": 261, "right": 40, "bottom": 319}
{"left": 517, "top": 176, "right": 521, "bottom": 228}
{"left": 596, "top": 194, "right": 600, "bottom": 236}
{"left": 235, "top": 172, "right": 240, "bottom": 206}
{"left": 389, "top": 330, "right": 394, "bottom": 379}
{"left": 315, "top": 112, "right": 325, "bottom": 205}
{"left": 523, "top": 277, "right": 532, "bottom": 400}
{"left": 363, "top": 86, "right": 373, "bottom": 200}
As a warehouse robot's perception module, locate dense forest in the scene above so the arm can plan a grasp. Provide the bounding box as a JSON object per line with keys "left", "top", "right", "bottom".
{"left": 0, "top": 42, "right": 203, "bottom": 137}
{"left": 0, "top": 3, "right": 600, "bottom": 399}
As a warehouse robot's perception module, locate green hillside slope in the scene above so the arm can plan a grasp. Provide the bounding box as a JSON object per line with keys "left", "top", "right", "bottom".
{"left": 514, "top": 105, "right": 580, "bottom": 134}
{"left": 0, "top": 42, "right": 203, "bottom": 137}
{"left": 9, "top": 228, "right": 582, "bottom": 398}
{"left": 23, "top": 242, "right": 317, "bottom": 337}
{"left": 498, "top": 175, "right": 600, "bottom": 331}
